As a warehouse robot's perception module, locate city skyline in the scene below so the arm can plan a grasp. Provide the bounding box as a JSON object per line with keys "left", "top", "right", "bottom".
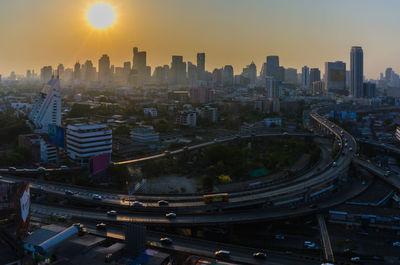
{"left": 1, "top": 0, "right": 400, "bottom": 78}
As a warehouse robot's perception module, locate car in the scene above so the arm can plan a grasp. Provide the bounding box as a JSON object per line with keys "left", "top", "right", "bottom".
{"left": 92, "top": 194, "right": 102, "bottom": 200}
{"left": 309, "top": 204, "right": 318, "bottom": 209}
{"left": 344, "top": 248, "right": 351, "bottom": 253}
{"left": 37, "top": 167, "right": 46, "bottom": 172}
{"left": 253, "top": 252, "right": 267, "bottom": 259}
{"left": 282, "top": 132, "right": 289, "bottom": 136}
{"left": 215, "top": 250, "right": 230, "bottom": 259}
{"left": 159, "top": 237, "right": 173, "bottom": 245}
{"left": 361, "top": 180, "right": 366, "bottom": 185}
{"left": 384, "top": 170, "right": 391, "bottom": 177}
{"left": 131, "top": 201, "right": 143, "bottom": 207}
{"left": 158, "top": 200, "right": 169, "bottom": 206}
{"left": 8, "top": 167, "right": 16, "bottom": 172}
{"left": 165, "top": 212, "right": 176, "bottom": 219}
{"left": 393, "top": 241, "right": 400, "bottom": 247}
{"left": 332, "top": 162, "right": 337, "bottom": 167}
{"left": 60, "top": 165, "right": 69, "bottom": 170}
{"left": 275, "top": 234, "right": 285, "bottom": 240}
{"left": 65, "top": 190, "right": 74, "bottom": 196}
{"left": 349, "top": 147, "right": 353, "bottom": 151}
{"left": 350, "top": 257, "right": 361, "bottom": 263}
{"left": 96, "top": 223, "right": 107, "bottom": 231}
{"left": 107, "top": 210, "right": 118, "bottom": 216}
{"left": 304, "top": 241, "right": 315, "bottom": 248}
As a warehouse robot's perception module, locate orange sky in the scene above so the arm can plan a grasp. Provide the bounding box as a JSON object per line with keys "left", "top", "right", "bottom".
{"left": 1, "top": 0, "right": 400, "bottom": 79}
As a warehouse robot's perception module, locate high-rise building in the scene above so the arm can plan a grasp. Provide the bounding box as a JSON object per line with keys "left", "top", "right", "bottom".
{"left": 301, "top": 66, "right": 310, "bottom": 89}
{"left": 56, "top": 64, "right": 64, "bottom": 78}
{"left": 83, "top": 60, "right": 96, "bottom": 83}
{"left": 212, "top": 68, "right": 223, "bottom": 87}
{"left": 312, "top": 81, "right": 324, "bottom": 96}
{"left": 385, "top": 68, "right": 393, "bottom": 82}
{"left": 187, "top": 62, "right": 197, "bottom": 85}
{"left": 266, "top": 56, "right": 280, "bottom": 81}
{"left": 40, "top": 66, "right": 53, "bottom": 83}
{"left": 74, "top": 62, "right": 81, "bottom": 82}
{"left": 98, "top": 54, "right": 111, "bottom": 84}
{"left": 310, "top": 68, "right": 321, "bottom": 84}
{"left": 222, "top": 65, "right": 234, "bottom": 86}
{"left": 197, "top": 53, "right": 205, "bottom": 81}
{"left": 170, "top": 56, "right": 186, "bottom": 85}
{"left": 284, "top": 68, "right": 298, "bottom": 84}
{"left": 324, "top": 61, "right": 346, "bottom": 92}
{"left": 350, "top": 46, "right": 364, "bottom": 97}
{"left": 242, "top": 62, "right": 257, "bottom": 86}
{"left": 133, "top": 47, "right": 148, "bottom": 84}
{"left": 363, "top": 82, "right": 376, "bottom": 98}
{"left": 266, "top": 77, "right": 280, "bottom": 99}
{"left": 29, "top": 76, "right": 61, "bottom": 134}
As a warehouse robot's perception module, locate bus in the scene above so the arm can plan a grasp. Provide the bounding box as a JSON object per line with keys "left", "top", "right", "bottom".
{"left": 203, "top": 193, "right": 229, "bottom": 204}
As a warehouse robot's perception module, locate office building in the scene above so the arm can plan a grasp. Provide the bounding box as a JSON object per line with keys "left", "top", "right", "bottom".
{"left": 187, "top": 62, "right": 198, "bottom": 85}
{"left": 170, "top": 56, "right": 186, "bottom": 85}
{"left": 222, "top": 65, "right": 234, "bottom": 86}
{"left": 212, "top": 68, "right": 223, "bottom": 87}
{"left": 98, "top": 54, "right": 111, "bottom": 84}
{"left": 312, "top": 81, "right": 324, "bottom": 96}
{"left": 197, "top": 53, "right": 205, "bottom": 80}
{"left": 265, "top": 77, "right": 280, "bottom": 99}
{"left": 130, "top": 126, "right": 159, "bottom": 143}
{"left": 324, "top": 61, "right": 346, "bottom": 92}
{"left": 310, "top": 68, "right": 321, "bottom": 84}
{"left": 29, "top": 76, "right": 61, "bottom": 134}
{"left": 176, "top": 111, "right": 197, "bottom": 127}
{"left": 266, "top": 56, "right": 280, "bottom": 81}
{"left": 66, "top": 123, "right": 112, "bottom": 167}
{"left": 350, "top": 46, "right": 364, "bottom": 97}
{"left": 73, "top": 62, "right": 81, "bottom": 81}
{"left": 301, "top": 66, "right": 310, "bottom": 89}
{"left": 242, "top": 62, "right": 257, "bottom": 86}
{"left": 363, "top": 82, "right": 376, "bottom": 98}
{"left": 284, "top": 68, "right": 298, "bottom": 84}
{"left": 40, "top": 66, "right": 53, "bottom": 83}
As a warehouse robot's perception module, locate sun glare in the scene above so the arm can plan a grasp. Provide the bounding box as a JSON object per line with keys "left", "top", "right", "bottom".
{"left": 87, "top": 3, "right": 116, "bottom": 29}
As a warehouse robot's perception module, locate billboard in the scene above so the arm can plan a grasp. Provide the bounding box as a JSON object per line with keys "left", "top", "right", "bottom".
{"left": 0, "top": 180, "right": 30, "bottom": 238}
{"left": 91, "top": 153, "right": 110, "bottom": 174}
{"left": 48, "top": 124, "right": 65, "bottom": 148}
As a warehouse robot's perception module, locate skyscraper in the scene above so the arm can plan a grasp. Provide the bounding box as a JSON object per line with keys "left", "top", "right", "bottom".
{"left": 197, "top": 53, "right": 205, "bottom": 81}
{"left": 324, "top": 61, "right": 346, "bottom": 92}
{"left": 133, "top": 47, "right": 148, "bottom": 84}
{"left": 40, "top": 66, "right": 53, "bottom": 83}
{"left": 310, "top": 68, "right": 321, "bottom": 84}
{"left": 266, "top": 56, "right": 280, "bottom": 81}
{"left": 266, "top": 77, "right": 280, "bottom": 99}
{"left": 350, "top": 46, "right": 364, "bottom": 97}
{"left": 98, "top": 54, "right": 111, "bottom": 84}
{"left": 222, "top": 65, "right": 234, "bottom": 86}
{"left": 74, "top": 62, "right": 81, "bottom": 82}
{"left": 301, "top": 66, "right": 310, "bottom": 89}
{"left": 170, "top": 56, "right": 186, "bottom": 85}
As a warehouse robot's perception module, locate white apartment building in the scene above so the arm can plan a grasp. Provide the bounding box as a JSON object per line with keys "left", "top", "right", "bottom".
{"left": 130, "top": 126, "right": 159, "bottom": 143}
{"left": 176, "top": 111, "right": 197, "bottom": 127}
{"left": 395, "top": 126, "right": 400, "bottom": 142}
{"left": 66, "top": 123, "right": 112, "bottom": 167}
{"left": 143, "top": 107, "right": 158, "bottom": 118}
{"left": 29, "top": 77, "right": 62, "bottom": 133}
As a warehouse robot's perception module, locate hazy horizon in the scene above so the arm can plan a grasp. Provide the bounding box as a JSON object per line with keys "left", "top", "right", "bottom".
{"left": 1, "top": 0, "right": 400, "bottom": 79}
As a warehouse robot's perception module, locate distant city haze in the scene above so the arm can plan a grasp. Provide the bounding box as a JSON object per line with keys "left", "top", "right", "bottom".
{"left": 1, "top": 0, "right": 400, "bottom": 78}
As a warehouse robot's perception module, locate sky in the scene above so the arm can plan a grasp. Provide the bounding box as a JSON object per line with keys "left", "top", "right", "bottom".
{"left": 1, "top": 0, "right": 400, "bottom": 79}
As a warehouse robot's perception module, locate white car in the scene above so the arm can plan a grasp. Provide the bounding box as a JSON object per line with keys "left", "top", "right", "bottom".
{"left": 107, "top": 210, "right": 118, "bottom": 216}
{"left": 92, "top": 194, "right": 102, "bottom": 200}
{"left": 393, "top": 241, "right": 400, "bottom": 247}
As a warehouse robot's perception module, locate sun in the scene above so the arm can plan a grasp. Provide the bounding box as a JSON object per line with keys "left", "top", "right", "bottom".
{"left": 87, "top": 3, "right": 116, "bottom": 29}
